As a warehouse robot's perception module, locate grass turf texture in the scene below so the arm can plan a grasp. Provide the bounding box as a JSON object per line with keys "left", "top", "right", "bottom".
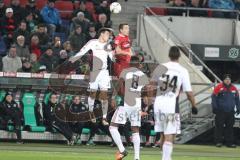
{"left": 0, "top": 143, "right": 239, "bottom": 160}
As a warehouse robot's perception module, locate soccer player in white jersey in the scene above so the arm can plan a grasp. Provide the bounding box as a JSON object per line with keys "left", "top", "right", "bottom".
{"left": 150, "top": 46, "right": 198, "bottom": 160}
{"left": 109, "top": 56, "right": 149, "bottom": 160}
{"left": 69, "top": 28, "right": 114, "bottom": 125}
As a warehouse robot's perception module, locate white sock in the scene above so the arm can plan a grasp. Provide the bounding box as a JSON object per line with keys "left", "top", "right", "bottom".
{"left": 109, "top": 126, "right": 125, "bottom": 153}
{"left": 101, "top": 99, "right": 108, "bottom": 119}
{"left": 88, "top": 97, "right": 95, "bottom": 112}
{"left": 162, "top": 141, "right": 173, "bottom": 160}
{"left": 132, "top": 132, "right": 140, "bottom": 160}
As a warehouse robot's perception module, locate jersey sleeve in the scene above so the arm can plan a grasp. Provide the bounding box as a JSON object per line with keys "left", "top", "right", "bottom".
{"left": 73, "top": 40, "right": 93, "bottom": 58}
{"left": 182, "top": 69, "right": 192, "bottom": 92}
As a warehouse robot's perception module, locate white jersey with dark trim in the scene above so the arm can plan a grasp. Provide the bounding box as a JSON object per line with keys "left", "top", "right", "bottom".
{"left": 73, "top": 39, "right": 114, "bottom": 71}
{"left": 120, "top": 67, "right": 149, "bottom": 108}
{"left": 152, "top": 62, "right": 192, "bottom": 113}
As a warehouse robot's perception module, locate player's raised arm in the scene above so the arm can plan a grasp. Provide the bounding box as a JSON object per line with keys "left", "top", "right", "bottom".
{"left": 69, "top": 40, "right": 92, "bottom": 63}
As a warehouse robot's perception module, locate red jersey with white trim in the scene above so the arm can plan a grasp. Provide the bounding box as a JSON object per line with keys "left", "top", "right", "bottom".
{"left": 114, "top": 34, "right": 131, "bottom": 77}
{"left": 114, "top": 34, "right": 131, "bottom": 62}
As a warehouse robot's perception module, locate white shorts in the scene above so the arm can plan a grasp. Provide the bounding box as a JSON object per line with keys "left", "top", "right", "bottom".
{"left": 89, "top": 69, "right": 111, "bottom": 91}
{"left": 154, "top": 110, "right": 181, "bottom": 135}
{"left": 111, "top": 106, "right": 141, "bottom": 127}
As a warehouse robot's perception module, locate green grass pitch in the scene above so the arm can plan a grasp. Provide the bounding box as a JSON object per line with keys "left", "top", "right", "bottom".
{"left": 0, "top": 143, "right": 239, "bottom": 160}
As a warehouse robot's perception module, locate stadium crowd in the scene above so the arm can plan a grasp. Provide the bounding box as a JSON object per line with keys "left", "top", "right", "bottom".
{"left": 167, "top": 0, "right": 240, "bottom": 17}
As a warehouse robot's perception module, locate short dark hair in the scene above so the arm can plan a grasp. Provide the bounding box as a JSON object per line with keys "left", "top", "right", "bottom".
{"left": 168, "top": 46, "right": 180, "bottom": 61}
{"left": 119, "top": 23, "right": 128, "bottom": 31}
{"left": 20, "top": 20, "right": 26, "bottom": 25}
{"left": 38, "top": 23, "right": 46, "bottom": 28}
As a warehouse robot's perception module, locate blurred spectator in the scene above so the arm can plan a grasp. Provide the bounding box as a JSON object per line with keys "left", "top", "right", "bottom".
{"left": 168, "top": 0, "right": 187, "bottom": 16}
{"left": 10, "top": 0, "right": 26, "bottom": 24}
{"left": 188, "top": 0, "right": 208, "bottom": 17}
{"left": 0, "top": 8, "right": 17, "bottom": 48}
{"left": 67, "top": 95, "right": 88, "bottom": 144}
{"left": 30, "top": 53, "right": 40, "bottom": 73}
{"left": 85, "top": 100, "right": 112, "bottom": 146}
{"left": 211, "top": 74, "right": 240, "bottom": 148}
{"left": 0, "top": 0, "right": 6, "bottom": 18}
{"left": 52, "top": 36, "right": 62, "bottom": 55}
{"left": 95, "top": 0, "right": 111, "bottom": 21}
{"left": 15, "top": 35, "right": 30, "bottom": 61}
{"left": 37, "top": 65, "right": 47, "bottom": 73}
{"left": 235, "top": 0, "right": 240, "bottom": 10}
{"left": 86, "top": 23, "right": 97, "bottom": 41}
{"left": 39, "top": 45, "right": 59, "bottom": 72}
{"left": 72, "top": 2, "right": 94, "bottom": 22}
{"left": 95, "top": 13, "right": 112, "bottom": 32}
{"left": 208, "top": 0, "right": 236, "bottom": 18}
{"left": 31, "top": 24, "right": 50, "bottom": 47}
{"left": 40, "top": 0, "right": 62, "bottom": 36}
{"left": 25, "top": 0, "right": 43, "bottom": 23}
{"left": 68, "top": 25, "right": 87, "bottom": 52}
{"left": 63, "top": 41, "right": 75, "bottom": 56}
{"left": 13, "top": 21, "right": 30, "bottom": 44}
{"left": 0, "top": 92, "right": 23, "bottom": 144}
{"left": 58, "top": 49, "right": 69, "bottom": 65}
{"left": 30, "top": 35, "right": 42, "bottom": 59}
{"left": 2, "top": 45, "right": 22, "bottom": 72}
{"left": 71, "top": 12, "right": 90, "bottom": 33}
{"left": 141, "top": 96, "right": 154, "bottom": 147}
{"left": 17, "top": 58, "right": 32, "bottom": 72}
{"left": 42, "top": 93, "right": 76, "bottom": 145}
{"left": 25, "top": 12, "right": 38, "bottom": 33}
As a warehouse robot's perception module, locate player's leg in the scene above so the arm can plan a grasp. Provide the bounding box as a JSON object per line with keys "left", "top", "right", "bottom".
{"left": 161, "top": 114, "right": 179, "bottom": 160}
{"left": 88, "top": 91, "right": 97, "bottom": 111}
{"left": 99, "top": 90, "right": 109, "bottom": 125}
{"left": 130, "top": 107, "right": 141, "bottom": 160}
{"left": 159, "top": 132, "right": 165, "bottom": 149}
{"left": 109, "top": 106, "right": 128, "bottom": 159}
{"left": 131, "top": 126, "right": 140, "bottom": 160}
{"left": 162, "top": 134, "right": 174, "bottom": 160}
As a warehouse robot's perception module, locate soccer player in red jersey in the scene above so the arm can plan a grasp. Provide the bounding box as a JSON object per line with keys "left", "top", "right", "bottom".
{"left": 114, "top": 23, "right": 132, "bottom": 77}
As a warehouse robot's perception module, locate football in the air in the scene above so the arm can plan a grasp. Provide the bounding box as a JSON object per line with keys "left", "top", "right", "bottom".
{"left": 110, "top": 2, "right": 122, "bottom": 14}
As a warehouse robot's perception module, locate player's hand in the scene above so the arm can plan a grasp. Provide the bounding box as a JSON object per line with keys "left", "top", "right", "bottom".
{"left": 69, "top": 56, "right": 76, "bottom": 63}
{"left": 192, "top": 106, "right": 198, "bottom": 115}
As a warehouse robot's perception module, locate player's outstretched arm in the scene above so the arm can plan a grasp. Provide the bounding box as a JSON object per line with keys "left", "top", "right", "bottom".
{"left": 69, "top": 40, "right": 92, "bottom": 63}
